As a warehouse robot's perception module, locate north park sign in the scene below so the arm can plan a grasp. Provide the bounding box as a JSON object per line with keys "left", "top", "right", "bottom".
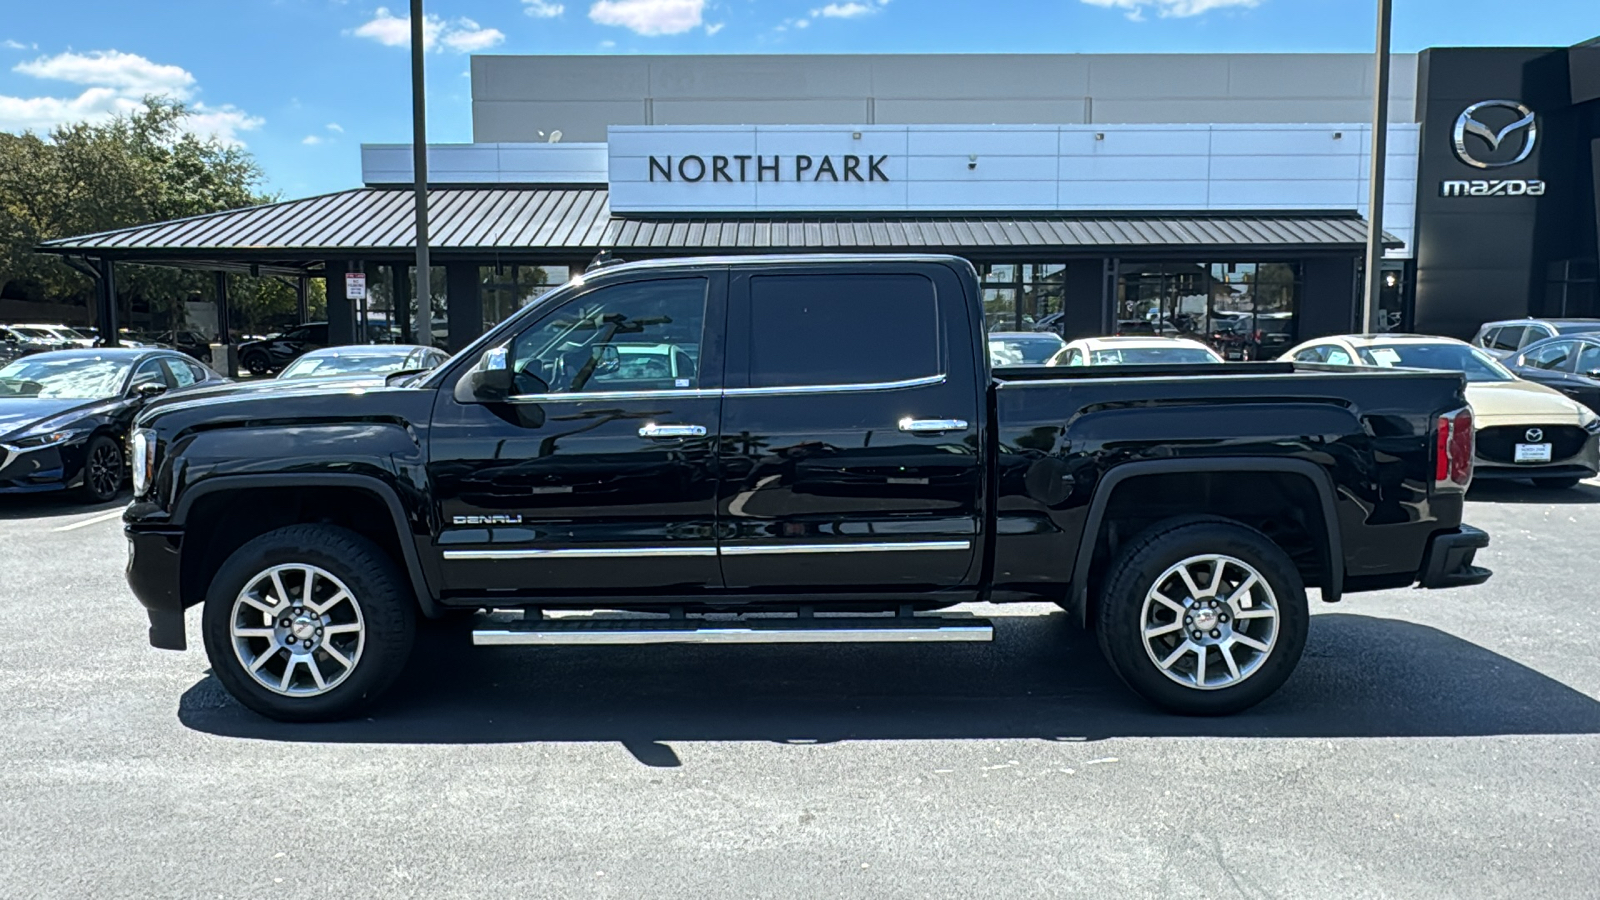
{"left": 647, "top": 154, "right": 891, "bottom": 183}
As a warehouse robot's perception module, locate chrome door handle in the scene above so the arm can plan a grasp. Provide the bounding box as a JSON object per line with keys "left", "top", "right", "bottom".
{"left": 898, "top": 417, "right": 969, "bottom": 434}
{"left": 638, "top": 423, "right": 708, "bottom": 439}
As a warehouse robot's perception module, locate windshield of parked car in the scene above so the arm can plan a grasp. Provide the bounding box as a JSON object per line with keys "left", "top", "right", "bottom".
{"left": 13, "top": 327, "right": 57, "bottom": 341}
{"left": 279, "top": 349, "right": 414, "bottom": 379}
{"left": 1356, "top": 343, "right": 1515, "bottom": 382}
{"left": 0, "top": 356, "right": 131, "bottom": 398}
{"left": 1090, "top": 346, "right": 1222, "bottom": 365}
{"left": 988, "top": 335, "right": 1066, "bottom": 366}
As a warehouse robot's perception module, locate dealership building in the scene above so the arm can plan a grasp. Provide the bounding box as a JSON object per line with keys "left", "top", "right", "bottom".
{"left": 43, "top": 40, "right": 1600, "bottom": 352}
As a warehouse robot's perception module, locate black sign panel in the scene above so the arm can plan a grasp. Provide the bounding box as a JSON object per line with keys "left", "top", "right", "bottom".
{"left": 1412, "top": 47, "right": 1574, "bottom": 337}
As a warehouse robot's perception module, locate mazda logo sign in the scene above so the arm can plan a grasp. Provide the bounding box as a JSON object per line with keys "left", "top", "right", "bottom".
{"left": 1453, "top": 100, "right": 1537, "bottom": 169}
{"left": 1525, "top": 428, "right": 1544, "bottom": 443}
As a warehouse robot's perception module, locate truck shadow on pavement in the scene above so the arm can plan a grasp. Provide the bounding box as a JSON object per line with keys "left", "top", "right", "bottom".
{"left": 177, "top": 612, "right": 1600, "bottom": 765}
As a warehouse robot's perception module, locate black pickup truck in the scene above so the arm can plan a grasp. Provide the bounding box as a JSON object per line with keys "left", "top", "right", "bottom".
{"left": 124, "top": 254, "right": 1490, "bottom": 722}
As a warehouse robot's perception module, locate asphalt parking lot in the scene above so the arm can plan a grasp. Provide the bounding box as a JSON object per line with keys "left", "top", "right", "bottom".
{"left": 2, "top": 482, "right": 1598, "bottom": 899}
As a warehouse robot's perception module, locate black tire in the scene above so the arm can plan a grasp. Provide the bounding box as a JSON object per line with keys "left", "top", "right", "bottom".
{"left": 201, "top": 524, "right": 416, "bottom": 722}
{"left": 242, "top": 351, "right": 271, "bottom": 377}
{"left": 1095, "top": 518, "right": 1308, "bottom": 716}
{"left": 1531, "top": 476, "right": 1582, "bottom": 490}
{"left": 79, "top": 432, "right": 123, "bottom": 502}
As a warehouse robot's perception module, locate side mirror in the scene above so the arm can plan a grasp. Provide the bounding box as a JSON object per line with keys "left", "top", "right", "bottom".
{"left": 134, "top": 382, "right": 168, "bottom": 399}
{"left": 1585, "top": 369, "right": 1600, "bottom": 381}
{"left": 453, "top": 346, "right": 516, "bottom": 404}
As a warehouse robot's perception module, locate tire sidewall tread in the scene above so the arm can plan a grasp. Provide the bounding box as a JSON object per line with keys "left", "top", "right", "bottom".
{"left": 201, "top": 523, "right": 415, "bottom": 722}
{"left": 1095, "top": 517, "right": 1309, "bottom": 716}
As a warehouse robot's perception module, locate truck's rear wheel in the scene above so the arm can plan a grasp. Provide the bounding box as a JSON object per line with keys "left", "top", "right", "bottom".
{"left": 201, "top": 524, "right": 415, "bottom": 722}
{"left": 1095, "top": 519, "right": 1307, "bottom": 715}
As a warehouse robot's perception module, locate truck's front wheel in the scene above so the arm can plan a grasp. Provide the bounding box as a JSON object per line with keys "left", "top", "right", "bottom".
{"left": 1095, "top": 519, "right": 1308, "bottom": 715}
{"left": 201, "top": 524, "right": 415, "bottom": 722}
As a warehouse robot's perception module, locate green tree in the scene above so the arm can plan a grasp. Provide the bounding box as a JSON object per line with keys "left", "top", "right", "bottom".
{"left": 0, "top": 97, "right": 297, "bottom": 334}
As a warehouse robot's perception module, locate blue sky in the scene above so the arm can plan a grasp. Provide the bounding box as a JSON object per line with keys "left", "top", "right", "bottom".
{"left": 1, "top": 0, "right": 1596, "bottom": 198}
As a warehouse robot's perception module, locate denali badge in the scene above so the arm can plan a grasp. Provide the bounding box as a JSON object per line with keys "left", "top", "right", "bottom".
{"left": 452, "top": 514, "right": 524, "bottom": 526}
{"left": 1525, "top": 428, "right": 1544, "bottom": 443}
{"left": 1452, "top": 100, "right": 1537, "bottom": 169}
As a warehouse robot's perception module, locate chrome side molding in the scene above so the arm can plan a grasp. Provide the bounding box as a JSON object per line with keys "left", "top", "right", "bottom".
{"left": 443, "top": 546, "right": 719, "bottom": 561}
{"left": 720, "top": 540, "right": 971, "bottom": 556}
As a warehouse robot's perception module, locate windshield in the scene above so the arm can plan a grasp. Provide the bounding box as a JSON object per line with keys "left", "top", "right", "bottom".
{"left": 988, "top": 335, "right": 1066, "bottom": 366}
{"left": 1091, "top": 346, "right": 1221, "bottom": 365}
{"left": 14, "top": 327, "right": 56, "bottom": 340}
{"left": 1356, "top": 343, "right": 1515, "bottom": 382}
{"left": 279, "top": 350, "right": 414, "bottom": 379}
{"left": 0, "top": 356, "right": 131, "bottom": 399}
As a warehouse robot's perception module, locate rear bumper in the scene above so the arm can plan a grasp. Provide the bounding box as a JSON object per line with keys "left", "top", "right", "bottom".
{"left": 125, "top": 524, "right": 187, "bottom": 650}
{"left": 1417, "top": 525, "right": 1492, "bottom": 589}
{"left": 1472, "top": 463, "right": 1596, "bottom": 481}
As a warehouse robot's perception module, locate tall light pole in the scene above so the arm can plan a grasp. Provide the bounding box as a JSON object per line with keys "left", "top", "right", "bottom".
{"left": 1361, "top": 0, "right": 1394, "bottom": 333}
{"left": 410, "top": 0, "right": 433, "bottom": 346}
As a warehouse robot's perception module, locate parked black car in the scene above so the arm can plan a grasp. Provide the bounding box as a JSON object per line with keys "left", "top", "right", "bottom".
{"left": 141, "top": 330, "right": 215, "bottom": 364}
{"left": 236, "top": 322, "right": 330, "bottom": 376}
{"left": 1506, "top": 333, "right": 1600, "bottom": 413}
{"left": 0, "top": 349, "right": 224, "bottom": 501}
{"left": 125, "top": 254, "right": 1489, "bottom": 723}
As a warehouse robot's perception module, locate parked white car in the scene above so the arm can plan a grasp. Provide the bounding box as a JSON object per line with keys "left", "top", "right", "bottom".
{"left": 1282, "top": 334, "right": 1600, "bottom": 489}
{"left": 1048, "top": 336, "right": 1225, "bottom": 367}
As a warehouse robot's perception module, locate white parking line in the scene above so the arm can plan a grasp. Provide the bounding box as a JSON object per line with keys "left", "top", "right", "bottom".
{"left": 52, "top": 508, "right": 127, "bottom": 532}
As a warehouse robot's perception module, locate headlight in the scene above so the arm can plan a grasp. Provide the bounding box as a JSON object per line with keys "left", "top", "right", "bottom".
{"left": 2, "top": 429, "right": 86, "bottom": 451}
{"left": 130, "top": 429, "right": 155, "bottom": 496}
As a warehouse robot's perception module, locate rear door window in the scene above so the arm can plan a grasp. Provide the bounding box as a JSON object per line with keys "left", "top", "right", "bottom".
{"left": 1293, "top": 347, "right": 1327, "bottom": 362}
{"left": 745, "top": 274, "right": 940, "bottom": 388}
{"left": 1324, "top": 346, "right": 1355, "bottom": 365}
{"left": 1488, "top": 326, "right": 1525, "bottom": 351}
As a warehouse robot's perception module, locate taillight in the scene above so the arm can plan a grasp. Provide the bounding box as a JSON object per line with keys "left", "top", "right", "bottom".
{"left": 1434, "top": 406, "right": 1474, "bottom": 490}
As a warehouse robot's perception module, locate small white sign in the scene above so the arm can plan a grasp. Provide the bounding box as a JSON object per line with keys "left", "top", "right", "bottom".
{"left": 345, "top": 272, "right": 367, "bottom": 300}
{"left": 1514, "top": 443, "right": 1553, "bottom": 463}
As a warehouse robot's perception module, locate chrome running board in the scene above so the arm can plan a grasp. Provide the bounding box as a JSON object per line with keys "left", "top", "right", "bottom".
{"left": 470, "top": 612, "right": 993, "bottom": 646}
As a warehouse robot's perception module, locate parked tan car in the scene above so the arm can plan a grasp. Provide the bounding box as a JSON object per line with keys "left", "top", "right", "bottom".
{"left": 1282, "top": 335, "right": 1600, "bottom": 489}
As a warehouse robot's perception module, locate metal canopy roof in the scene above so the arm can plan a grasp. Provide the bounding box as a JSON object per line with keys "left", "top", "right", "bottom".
{"left": 39, "top": 186, "right": 1398, "bottom": 264}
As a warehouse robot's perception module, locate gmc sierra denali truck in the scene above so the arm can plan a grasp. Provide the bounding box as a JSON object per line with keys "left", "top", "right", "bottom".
{"left": 123, "top": 255, "right": 1491, "bottom": 722}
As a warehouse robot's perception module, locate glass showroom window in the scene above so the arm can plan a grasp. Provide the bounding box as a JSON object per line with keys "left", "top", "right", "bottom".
{"left": 480, "top": 264, "right": 572, "bottom": 330}
{"left": 977, "top": 262, "right": 1068, "bottom": 332}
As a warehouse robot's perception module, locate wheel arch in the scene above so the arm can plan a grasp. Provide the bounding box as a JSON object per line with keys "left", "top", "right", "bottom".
{"left": 1069, "top": 458, "right": 1343, "bottom": 627}
{"left": 174, "top": 473, "right": 439, "bottom": 618}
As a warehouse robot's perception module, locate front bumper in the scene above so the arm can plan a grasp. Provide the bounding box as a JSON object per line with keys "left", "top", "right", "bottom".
{"left": 0, "top": 442, "right": 81, "bottom": 493}
{"left": 125, "top": 523, "right": 187, "bottom": 650}
{"left": 1417, "top": 525, "right": 1492, "bottom": 589}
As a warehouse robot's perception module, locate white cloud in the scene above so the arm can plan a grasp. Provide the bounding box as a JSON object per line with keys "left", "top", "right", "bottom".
{"left": 588, "top": 0, "right": 703, "bottom": 36}
{"left": 441, "top": 18, "right": 506, "bottom": 52}
{"left": 351, "top": 7, "right": 504, "bottom": 53}
{"left": 704, "top": 22, "right": 724, "bottom": 35}
{"left": 599, "top": 39, "right": 617, "bottom": 48}
{"left": 1078, "top": 0, "right": 1259, "bottom": 19}
{"left": 813, "top": 2, "right": 873, "bottom": 17}
{"left": 15, "top": 50, "right": 196, "bottom": 98}
{"left": 326, "top": 122, "right": 344, "bottom": 133}
{"left": 2, "top": 39, "right": 38, "bottom": 51}
{"left": 523, "top": 0, "right": 566, "bottom": 18}
{"left": 302, "top": 134, "right": 323, "bottom": 145}
{"left": 1, "top": 50, "right": 262, "bottom": 145}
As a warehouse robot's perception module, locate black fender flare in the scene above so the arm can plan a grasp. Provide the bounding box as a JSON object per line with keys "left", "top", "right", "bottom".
{"left": 1068, "top": 457, "right": 1344, "bottom": 624}
{"left": 173, "top": 473, "right": 439, "bottom": 617}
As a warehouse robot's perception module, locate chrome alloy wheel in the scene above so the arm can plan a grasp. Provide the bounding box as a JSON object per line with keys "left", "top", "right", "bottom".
{"left": 229, "top": 564, "right": 365, "bottom": 697}
{"left": 1139, "top": 553, "right": 1280, "bottom": 691}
